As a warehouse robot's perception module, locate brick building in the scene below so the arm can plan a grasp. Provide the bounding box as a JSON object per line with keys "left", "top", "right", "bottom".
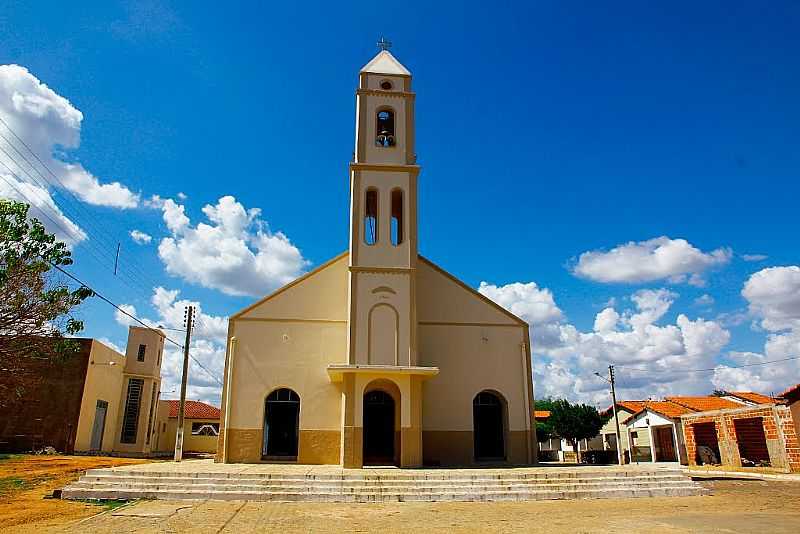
{"left": 681, "top": 395, "right": 800, "bottom": 473}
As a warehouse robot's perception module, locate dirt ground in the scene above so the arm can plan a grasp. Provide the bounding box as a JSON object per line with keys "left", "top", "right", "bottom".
{"left": 0, "top": 454, "right": 153, "bottom": 533}
{"left": 2, "top": 455, "right": 799, "bottom": 533}
{"left": 62, "top": 479, "right": 800, "bottom": 533}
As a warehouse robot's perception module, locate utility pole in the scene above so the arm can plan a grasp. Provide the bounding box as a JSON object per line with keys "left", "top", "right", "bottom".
{"left": 609, "top": 365, "right": 624, "bottom": 466}
{"left": 174, "top": 305, "right": 194, "bottom": 462}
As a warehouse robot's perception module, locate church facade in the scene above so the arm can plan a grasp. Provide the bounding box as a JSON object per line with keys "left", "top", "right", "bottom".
{"left": 217, "top": 49, "right": 536, "bottom": 468}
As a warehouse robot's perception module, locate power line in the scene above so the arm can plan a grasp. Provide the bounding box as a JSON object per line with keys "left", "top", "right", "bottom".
{"left": 0, "top": 116, "right": 167, "bottom": 295}
{"left": 613, "top": 354, "right": 800, "bottom": 374}
{"left": 51, "top": 263, "right": 223, "bottom": 386}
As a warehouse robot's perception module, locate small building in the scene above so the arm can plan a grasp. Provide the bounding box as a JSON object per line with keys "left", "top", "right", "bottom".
{"left": 154, "top": 400, "right": 220, "bottom": 454}
{"left": 0, "top": 326, "right": 165, "bottom": 456}
{"left": 598, "top": 401, "right": 647, "bottom": 460}
{"left": 682, "top": 389, "right": 800, "bottom": 473}
{"left": 623, "top": 401, "right": 694, "bottom": 463}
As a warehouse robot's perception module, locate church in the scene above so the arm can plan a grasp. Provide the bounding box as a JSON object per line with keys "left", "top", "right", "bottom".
{"left": 217, "top": 47, "right": 536, "bottom": 468}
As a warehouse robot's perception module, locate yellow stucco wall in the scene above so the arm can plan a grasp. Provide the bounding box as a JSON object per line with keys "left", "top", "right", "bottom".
{"left": 158, "top": 417, "right": 219, "bottom": 454}
{"left": 220, "top": 253, "right": 534, "bottom": 466}
{"left": 74, "top": 341, "right": 125, "bottom": 452}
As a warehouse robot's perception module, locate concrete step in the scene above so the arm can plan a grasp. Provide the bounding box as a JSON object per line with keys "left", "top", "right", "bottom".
{"left": 61, "top": 485, "right": 707, "bottom": 502}
{"left": 63, "top": 466, "right": 708, "bottom": 503}
{"left": 69, "top": 479, "right": 696, "bottom": 493}
{"left": 78, "top": 474, "right": 689, "bottom": 487}
{"left": 82, "top": 468, "right": 684, "bottom": 481}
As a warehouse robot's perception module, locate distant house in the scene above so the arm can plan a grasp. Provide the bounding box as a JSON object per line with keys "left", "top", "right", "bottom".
{"left": 154, "top": 400, "right": 220, "bottom": 454}
{"left": 622, "top": 401, "right": 695, "bottom": 463}
{"left": 0, "top": 326, "right": 165, "bottom": 456}
{"left": 535, "top": 409, "right": 602, "bottom": 462}
{"left": 598, "top": 401, "right": 647, "bottom": 459}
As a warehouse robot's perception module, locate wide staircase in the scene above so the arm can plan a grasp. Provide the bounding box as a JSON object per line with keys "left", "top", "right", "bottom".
{"left": 63, "top": 466, "right": 707, "bottom": 502}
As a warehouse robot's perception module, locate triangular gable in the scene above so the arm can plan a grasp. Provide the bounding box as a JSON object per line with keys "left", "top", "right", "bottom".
{"left": 232, "top": 252, "right": 349, "bottom": 320}
{"left": 417, "top": 256, "right": 527, "bottom": 327}
{"left": 360, "top": 50, "right": 411, "bottom": 76}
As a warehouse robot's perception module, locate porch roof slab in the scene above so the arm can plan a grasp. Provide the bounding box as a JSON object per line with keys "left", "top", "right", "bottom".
{"left": 326, "top": 364, "right": 439, "bottom": 382}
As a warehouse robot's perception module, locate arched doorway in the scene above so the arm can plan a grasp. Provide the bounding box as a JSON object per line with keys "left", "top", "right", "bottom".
{"left": 473, "top": 391, "right": 506, "bottom": 461}
{"left": 262, "top": 388, "right": 300, "bottom": 459}
{"left": 363, "top": 390, "right": 395, "bottom": 465}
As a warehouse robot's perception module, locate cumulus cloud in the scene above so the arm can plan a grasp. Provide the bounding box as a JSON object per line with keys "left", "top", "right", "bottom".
{"left": 0, "top": 64, "right": 139, "bottom": 209}
{"left": 573, "top": 237, "right": 731, "bottom": 286}
{"left": 481, "top": 281, "right": 731, "bottom": 405}
{"left": 713, "top": 266, "right": 800, "bottom": 395}
{"left": 115, "top": 287, "right": 228, "bottom": 405}
{"left": 741, "top": 266, "right": 800, "bottom": 332}
{"left": 157, "top": 195, "right": 309, "bottom": 297}
{"left": 129, "top": 229, "right": 152, "bottom": 244}
{"left": 0, "top": 172, "right": 86, "bottom": 245}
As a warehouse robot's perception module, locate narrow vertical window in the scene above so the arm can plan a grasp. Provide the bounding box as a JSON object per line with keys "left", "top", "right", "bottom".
{"left": 391, "top": 189, "right": 403, "bottom": 246}
{"left": 364, "top": 189, "right": 378, "bottom": 245}
{"left": 375, "top": 109, "right": 395, "bottom": 147}
{"left": 121, "top": 378, "right": 144, "bottom": 444}
{"left": 137, "top": 344, "right": 146, "bottom": 362}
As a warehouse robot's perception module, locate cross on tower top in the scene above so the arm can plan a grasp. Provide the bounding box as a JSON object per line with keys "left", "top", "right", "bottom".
{"left": 377, "top": 36, "right": 392, "bottom": 51}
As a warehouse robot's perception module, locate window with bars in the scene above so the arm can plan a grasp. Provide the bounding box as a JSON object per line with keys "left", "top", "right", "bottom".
{"left": 120, "top": 378, "right": 144, "bottom": 444}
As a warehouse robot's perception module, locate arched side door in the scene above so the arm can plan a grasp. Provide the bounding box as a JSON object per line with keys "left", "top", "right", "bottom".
{"left": 473, "top": 391, "right": 506, "bottom": 461}
{"left": 263, "top": 388, "right": 300, "bottom": 459}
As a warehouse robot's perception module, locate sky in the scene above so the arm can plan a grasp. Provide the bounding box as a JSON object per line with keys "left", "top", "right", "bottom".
{"left": 1, "top": 1, "right": 798, "bottom": 408}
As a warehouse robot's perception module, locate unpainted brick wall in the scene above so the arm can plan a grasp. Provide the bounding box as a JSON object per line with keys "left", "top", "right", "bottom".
{"left": 682, "top": 405, "right": 800, "bottom": 473}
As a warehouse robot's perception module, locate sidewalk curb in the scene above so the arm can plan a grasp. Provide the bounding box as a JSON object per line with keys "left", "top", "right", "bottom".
{"left": 685, "top": 469, "right": 800, "bottom": 482}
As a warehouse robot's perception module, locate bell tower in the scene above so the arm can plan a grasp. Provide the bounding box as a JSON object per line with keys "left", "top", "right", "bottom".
{"left": 347, "top": 44, "right": 420, "bottom": 367}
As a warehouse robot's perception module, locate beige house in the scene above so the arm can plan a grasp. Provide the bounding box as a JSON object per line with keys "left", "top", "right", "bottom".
{"left": 0, "top": 326, "right": 164, "bottom": 456}
{"left": 218, "top": 48, "right": 536, "bottom": 468}
{"left": 154, "top": 400, "right": 220, "bottom": 454}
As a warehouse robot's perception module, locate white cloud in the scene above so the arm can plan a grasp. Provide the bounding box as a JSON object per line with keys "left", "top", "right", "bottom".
{"left": 129, "top": 229, "right": 152, "bottom": 244}
{"left": 157, "top": 195, "right": 309, "bottom": 297}
{"left": 114, "top": 303, "right": 140, "bottom": 327}
{"left": 477, "top": 281, "right": 563, "bottom": 325}
{"left": 713, "top": 266, "right": 800, "bottom": 395}
{"left": 742, "top": 254, "right": 768, "bottom": 262}
{"left": 115, "top": 287, "right": 228, "bottom": 405}
{"left": 573, "top": 237, "right": 731, "bottom": 285}
{"left": 482, "top": 281, "right": 731, "bottom": 404}
{"left": 0, "top": 64, "right": 139, "bottom": 209}
{"left": 693, "top": 294, "right": 715, "bottom": 308}
{"left": 741, "top": 266, "right": 800, "bottom": 332}
{"left": 0, "top": 172, "right": 86, "bottom": 245}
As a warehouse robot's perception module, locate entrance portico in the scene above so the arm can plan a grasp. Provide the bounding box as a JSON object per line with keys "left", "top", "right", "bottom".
{"left": 328, "top": 364, "right": 438, "bottom": 467}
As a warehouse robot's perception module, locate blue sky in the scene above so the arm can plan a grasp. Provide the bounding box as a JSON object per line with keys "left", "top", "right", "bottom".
{"left": 1, "top": 1, "right": 799, "bottom": 406}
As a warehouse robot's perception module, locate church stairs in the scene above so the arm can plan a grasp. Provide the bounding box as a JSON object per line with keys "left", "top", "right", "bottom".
{"left": 63, "top": 466, "right": 707, "bottom": 502}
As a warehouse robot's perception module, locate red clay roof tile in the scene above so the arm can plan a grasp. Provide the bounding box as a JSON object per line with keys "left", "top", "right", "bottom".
{"left": 166, "top": 400, "right": 220, "bottom": 420}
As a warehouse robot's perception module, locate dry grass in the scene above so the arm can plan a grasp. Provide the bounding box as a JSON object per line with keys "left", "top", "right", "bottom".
{"left": 0, "top": 454, "right": 153, "bottom": 533}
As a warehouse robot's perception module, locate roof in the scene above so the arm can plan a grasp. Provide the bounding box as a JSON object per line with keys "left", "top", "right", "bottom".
{"left": 360, "top": 50, "right": 411, "bottom": 76}
{"left": 665, "top": 396, "right": 743, "bottom": 412}
{"left": 779, "top": 383, "right": 800, "bottom": 402}
{"left": 725, "top": 391, "right": 776, "bottom": 405}
{"left": 165, "top": 400, "right": 220, "bottom": 420}
{"left": 623, "top": 401, "right": 694, "bottom": 424}
{"left": 534, "top": 410, "right": 550, "bottom": 419}
{"left": 602, "top": 401, "right": 647, "bottom": 416}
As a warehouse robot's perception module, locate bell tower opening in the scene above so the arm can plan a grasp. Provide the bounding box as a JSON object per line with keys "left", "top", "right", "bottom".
{"left": 375, "top": 109, "right": 395, "bottom": 147}
{"left": 391, "top": 189, "right": 403, "bottom": 246}
{"left": 363, "top": 188, "right": 378, "bottom": 245}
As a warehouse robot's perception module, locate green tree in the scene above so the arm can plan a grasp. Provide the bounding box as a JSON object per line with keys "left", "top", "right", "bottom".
{"left": 0, "top": 199, "right": 92, "bottom": 407}
{"left": 534, "top": 397, "right": 557, "bottom": 443}
{"left": 549, "top": 399, "right": 605, "bottom": 463}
